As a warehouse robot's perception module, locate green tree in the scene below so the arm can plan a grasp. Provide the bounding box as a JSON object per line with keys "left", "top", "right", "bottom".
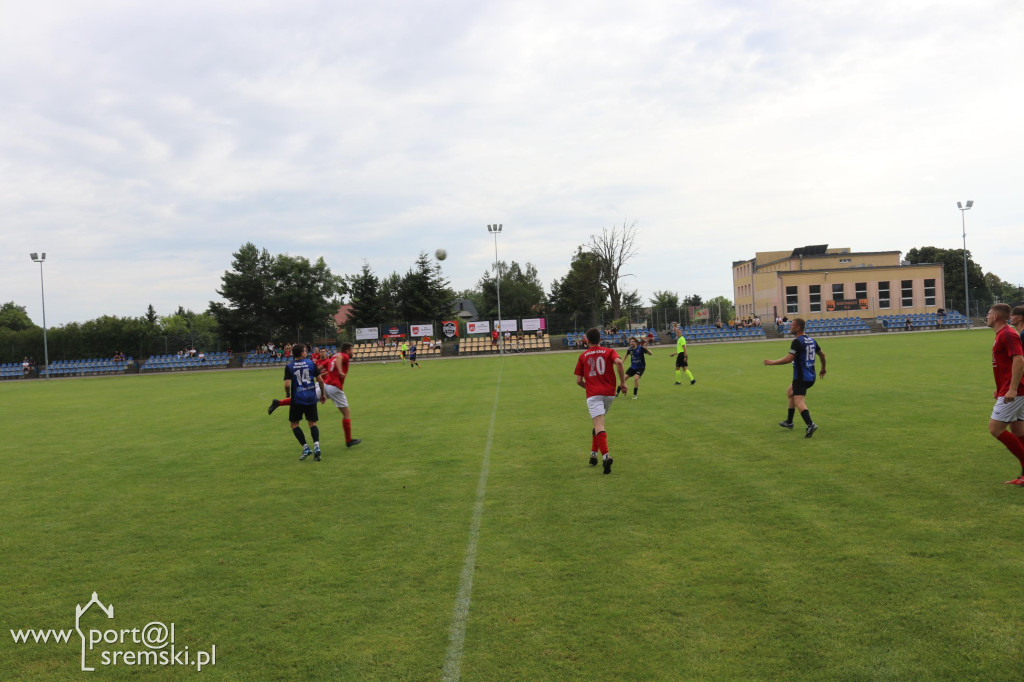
{"left": 269, "top": 254, "right": 346, "bottom": 342}
{"left": 705, "top": 296, "right": 736, "bottom": 324}
{"left": 905, "top": 246, "right": 987, "bottom": 313}
{"left": 347, "top": 263, "right": 383, "bottom": 328}
{"left": 378, "top": 272, "right": 403, "bottom": 322}
{"left": 210, "top": 243, "right": 277, "bottom": 342}
{"left": 649, "top": 291, "right": 680, "bottom": 311}
{"left": 395, "top": 252, "right": 455, "bottom": 322}
{"left": 477, "top": 260, "right": 546, "bottom": 318}
{"left": 0, "top": 302, "right": 36, "bottom": 331}
{"left": 549, "top": 247, "right": 605, "bottom": 314}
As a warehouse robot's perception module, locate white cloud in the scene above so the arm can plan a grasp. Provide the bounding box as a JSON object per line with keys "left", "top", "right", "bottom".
{"left": 1, "top": 0, "right": 1022, "bottom": 326}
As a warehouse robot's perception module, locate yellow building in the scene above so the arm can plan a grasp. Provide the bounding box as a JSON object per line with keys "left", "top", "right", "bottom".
{"left": 733, "top": 245, "right": 945, "bottom": 321}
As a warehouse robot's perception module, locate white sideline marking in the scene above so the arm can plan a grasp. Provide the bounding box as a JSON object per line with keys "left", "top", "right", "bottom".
{"left": 442, "top": 362, "right": 502, "bottom": 682}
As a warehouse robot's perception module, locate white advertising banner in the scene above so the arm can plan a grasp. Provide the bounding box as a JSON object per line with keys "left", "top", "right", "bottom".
{"left": 521, "top": 318, "right": 545, "bottom": 332}
{"left": 355, "top": 327, "right": 379, "bottom": 340}
{"left": 467, "top": 321, "right": 490, "bottom": 334}
{"left": 410, "top": 324, "right": 434, "bottom": 337}
{"left": 496, "top": 319, "right": 518, "bottom": 332}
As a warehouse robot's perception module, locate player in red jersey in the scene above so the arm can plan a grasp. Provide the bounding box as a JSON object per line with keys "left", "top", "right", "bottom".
{"left": 574, "top": 327, "right": 627, "bottom": 474}
{"left": 985, "top": 304, "right": 1024, "bottom": 485}
{"left": 322, "top": 342, "right": 361, "bottom": 448}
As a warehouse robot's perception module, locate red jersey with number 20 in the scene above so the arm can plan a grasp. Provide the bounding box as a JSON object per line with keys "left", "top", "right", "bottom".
{"left": 575, "top": 346, "right": 620, "bottom": 398}
{"left": 992, "top": 325, "right": 1024, "bottom": 397}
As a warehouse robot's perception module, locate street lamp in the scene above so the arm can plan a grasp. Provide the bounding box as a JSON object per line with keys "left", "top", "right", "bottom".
{"left": 957, "top": 200, "right": 974, "bottom": 320}
{"left": 29, "top": 252, "right": 50, "bottom": 380}
{"left": 487, "top": 224, "right": 503, "bottom": 355}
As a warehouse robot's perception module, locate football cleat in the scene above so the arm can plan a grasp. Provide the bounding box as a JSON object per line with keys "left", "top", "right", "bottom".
{"left": 778, "top": 421, "right": 794, "bottom": 430}
{"left": 268, "top": 399, "right": 280, "bottom": 415}
{"left": 805, "top": 423, "right": 818, "bottom": 439}
{"left": 346, "top": 439, "right": 362, "bottom": 448}
{"left": 674, "top": 382, "right": 682, "bottom": 386}
{"left": 602, "top": 454, "right": 613, "bottom": 474}
{"left": 690, "top": 379, "right": 696, "bottom": 385}
{"left": 589, "top": 452, "right": 598, "bottom": 466}
{"left": 313, "top": 444, "right": 321, "bottom": 457}
{"left": 300, "top": 445, "right": 313, "bottom": 461}
{"left": 1003, "top": 476, "right": 1024, "bottom": 486}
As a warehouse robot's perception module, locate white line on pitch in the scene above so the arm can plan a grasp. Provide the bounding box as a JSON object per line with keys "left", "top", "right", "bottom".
{"left": 442, "top": 361, "right": 502, "bottom": 682}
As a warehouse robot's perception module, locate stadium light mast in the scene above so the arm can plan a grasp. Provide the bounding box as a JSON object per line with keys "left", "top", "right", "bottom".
{"left": 487, "top": 224, "right": 503, "bottom": 355}
{"left": 957, "top": 200, "right": 974, "bottom": 321}
{"left": 29, "top": 252, "right": 50, "bottom": 380}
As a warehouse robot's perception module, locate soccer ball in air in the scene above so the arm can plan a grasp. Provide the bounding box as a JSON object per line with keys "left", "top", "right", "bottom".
{"left": 435, "top": 249, "right": 447, "bottom": 261}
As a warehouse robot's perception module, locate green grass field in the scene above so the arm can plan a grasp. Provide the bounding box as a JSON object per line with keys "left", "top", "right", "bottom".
{"left": 3, "top": 330, "right": 1024, "bottom": 680}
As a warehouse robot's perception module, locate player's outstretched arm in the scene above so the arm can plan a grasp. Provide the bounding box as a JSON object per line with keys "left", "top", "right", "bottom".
{"left": 817, "top": 348, "right": 827, "bottom": 378}
{"left": 764, "top": 353, "right": 795, "bottom": 367}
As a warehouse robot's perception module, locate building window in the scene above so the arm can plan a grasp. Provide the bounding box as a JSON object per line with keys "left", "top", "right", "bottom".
{"left": 855, "top": 282, "right": 867, "bottom": 301}
{"left": 809, "top": 285, "right": 821, "bottom": 313}
{"left": 878, "top": 281, "right": 890, "bottom": 309}
{"left": 924, "top": 279, "right": 936, "bottom": 306}
{"left": 902, "top": 280, "right": 914, "bottom": 307}
{"left": 832, "top": 283, "right": 845, "bottom": 301}
{"left": 786, "top": 286, "right": 798, "bottom": 314}
{"left": 839, "top": 258, "right": 851, "bottom": 264}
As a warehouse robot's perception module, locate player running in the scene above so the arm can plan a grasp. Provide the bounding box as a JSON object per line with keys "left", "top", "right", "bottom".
{"left": 408, "top": 341, "right": 420, "bottom": 368}
{"left": 574, "top": 327, "right": 628, "bottom": 474}
{"left": 985, "top": 304, "right": 1024, "bottom": 485}
{"left": 281, "top": 343, "right": 327, "bottom": 461}
{"left": 764, "top": 318, "right": 826, "bottom": 438}
{"left": 670, "top": 323, "right": 695, "bottom": 385}
{"left": 625, "top": 336, "right": 652, "bottom": 399}
{"left": 322, "top": 342, "right": 362, "bottom": 449}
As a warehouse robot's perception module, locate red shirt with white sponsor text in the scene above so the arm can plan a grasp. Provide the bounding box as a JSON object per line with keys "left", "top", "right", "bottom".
{"left": 574, "top": 345, "right": 620, "bottom": 398}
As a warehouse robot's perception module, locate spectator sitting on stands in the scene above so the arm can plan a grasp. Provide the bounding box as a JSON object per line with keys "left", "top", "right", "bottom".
{"left": 754, "top": 317, "right": 761, "bottom": 327}
{"left": 904, "top": 319, "right": 913, "bottom": 331}
{"left": 715, "top": 321, "right": 723, "bottom": 329}
{"left": 23, "top": 356, "right": 31, "bottom": 375}
{"left": 198, "top": 351, "right": 206, "bottom": 362}
{"left": 936, "top": 307, "right": 946, "bottom": 321}
{"left": 646, "top": 331, "right": 654, "bottom": 344}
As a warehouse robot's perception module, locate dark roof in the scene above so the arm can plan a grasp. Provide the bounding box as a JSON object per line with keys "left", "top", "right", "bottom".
{"left": 791, "top": 244, "right": 829, "bottom": 257}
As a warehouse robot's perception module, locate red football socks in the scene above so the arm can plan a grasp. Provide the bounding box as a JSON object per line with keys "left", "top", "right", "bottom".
{"left": 997, "top": 430, "right": 1024, "bottom": 466}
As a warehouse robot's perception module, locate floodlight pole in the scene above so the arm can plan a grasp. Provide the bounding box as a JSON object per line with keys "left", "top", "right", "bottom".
{"left": 957, "top": 200, "right": 974, "bottom": 321}
{"left": 487, "top": 224, "right": 503, "bottom": 355}
{"left": 29, "top": 253, "right": 50, "bottom": 379}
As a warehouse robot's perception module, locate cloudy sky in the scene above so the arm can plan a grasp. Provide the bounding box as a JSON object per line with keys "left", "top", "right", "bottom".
{"left": 2, "top": 0, "right": 1022, "bottom": 326}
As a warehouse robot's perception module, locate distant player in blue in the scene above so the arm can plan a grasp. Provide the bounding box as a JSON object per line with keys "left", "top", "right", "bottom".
{"left": 624, "top": 337, "right": 653, "bottom": 399}
{"left": 408, "top": 341, "right": 420, "bottom": 369}
{"left": 764, "top": 318, "right": 826, "bottom": 438}
{"left": 283, "top": 343, "right": 327, "bottom": 461}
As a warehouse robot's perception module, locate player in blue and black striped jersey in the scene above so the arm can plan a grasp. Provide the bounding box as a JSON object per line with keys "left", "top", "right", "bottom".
{"left": 283, "top": 343, "right": 327, "bottom": 461}
{"left": 764, "top": 318, "right": 826, "bottom": 438}
{"left": 624, "top": 336, "right": 653, "bottom": 399}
